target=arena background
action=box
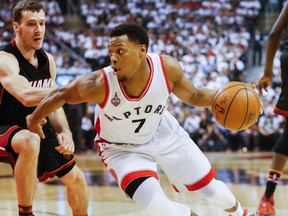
[0,1,288,215]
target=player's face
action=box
[13,9,46,50]
[108,35,145,82]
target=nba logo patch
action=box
[111,92,121,107]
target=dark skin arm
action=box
[27,71,106,138]
[258,2,288,95]
[162,55,216,107]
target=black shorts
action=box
[0,125,76,182]
[274,51,288,116]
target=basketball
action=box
[211,81,261,131]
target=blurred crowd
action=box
[0,0,285,153]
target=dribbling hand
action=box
[26,114,47,139]
[257,75,272,96]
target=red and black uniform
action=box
[0,40,75,182]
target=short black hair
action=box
[13,0,46,23]
[109,23,149,50]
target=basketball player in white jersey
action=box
[27,23,255,216]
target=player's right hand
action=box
[257,74,272,95]
[26,115,47,139]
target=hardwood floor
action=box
[1,151,287,215]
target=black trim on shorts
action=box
[56,161,76,178]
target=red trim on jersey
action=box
[159,55,172,94]
[172,168,215,192]
[99,69,109,108]
[95,116,101,135]
[121,170,159,191]
[119,56,154,101]
[10,39,16,46]
[274,107,288,117]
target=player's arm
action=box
[27,70,106,138]
[264,2,288,76]
[162,55,216,107]
[0,51,55,106]
[45,51,69,134]
[258,2,288,94]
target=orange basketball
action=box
[211,81,261,131]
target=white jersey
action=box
[95,53,171,144]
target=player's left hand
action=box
[55,132,75,155]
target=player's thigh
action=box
[158,133,212,189]
[106,150,157,188]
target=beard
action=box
[118,75,128,82]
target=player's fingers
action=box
[259,100,263,115]
[39,131,45,139]
[40,118,47,125]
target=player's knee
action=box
[145,192,191,216]
[15,131,40,155]
[63,167,86,188]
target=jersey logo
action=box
[111,92,121,107]
[30,78,51,88]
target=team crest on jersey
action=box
[111,92,121,107]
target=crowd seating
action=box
[1,0,283,152]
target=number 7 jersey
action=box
[95,53,171,144]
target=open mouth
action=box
[111,65,119,73]
[33,37,42,42]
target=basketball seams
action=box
[235,87,249,130]
[223,87,247,129]
[211,83,244,115]
[211,81,260,131]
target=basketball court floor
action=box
[1,151,288,216]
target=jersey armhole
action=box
[159,55,172,94]
[99,69,109,108]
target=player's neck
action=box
[15,37,36,63]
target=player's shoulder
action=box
[158,54,182,76]
[159,54,180,67]
[0,51,18,64]
[43,50,54,61]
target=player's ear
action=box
[13,22,20,32]
[140,44,146,55]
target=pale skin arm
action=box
[27,70,106,138]
[45,54,76,154]
[258,2,288,94]
[162,55,216,107]
[0,51,55,106]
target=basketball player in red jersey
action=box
[0,1,88,215]
[27,23,256,216]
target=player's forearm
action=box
[264,32,283,75]
[21,88,56,107]
[30,89,66,124]
[192,87,216,107]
